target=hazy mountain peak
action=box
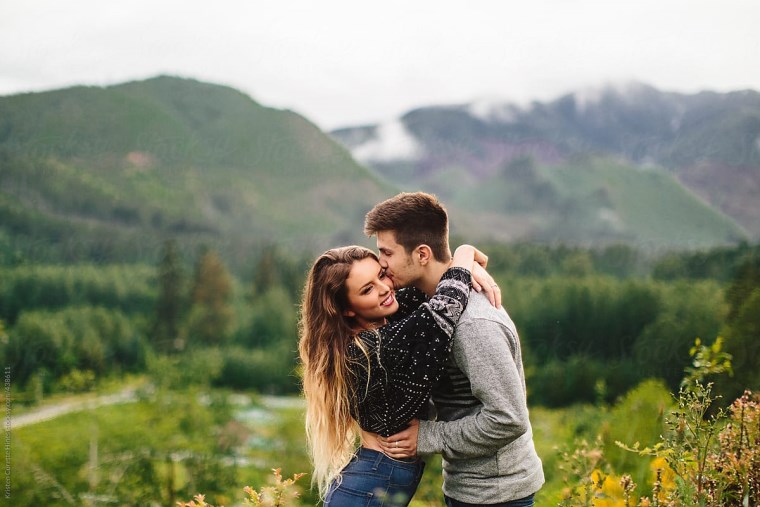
[352,118,422,163]
[466,95,522,123]
[331,82,759,242]
[572,81,657,112]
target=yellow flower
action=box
[650,457,676,495]
[588,470,628,507]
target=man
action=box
[364,192,544,507]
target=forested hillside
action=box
[333,83,760,244]
[0,76,392,269]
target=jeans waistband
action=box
[356,447,422,468]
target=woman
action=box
[298,244,495,505]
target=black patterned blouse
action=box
[346,267,471,437]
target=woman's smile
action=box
[381,292,395,307]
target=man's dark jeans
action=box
[444,493,535,507]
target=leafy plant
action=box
[557,437,609,507]
[561,337,758,506]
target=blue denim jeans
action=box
[444,493,535,507]
[324,447,425,506]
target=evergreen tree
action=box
[721,254,760,397]
[187,249,234,347]
[251,245,281,299]
[152,239,185,352]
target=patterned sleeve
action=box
[389,286,429,321]
[352,267,471,437]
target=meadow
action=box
[2,241,758,505]
[12,354,757,506]
[4,377,675,506]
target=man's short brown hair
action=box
[364,192,451,262]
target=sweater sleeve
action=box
[352,267,471,437]
[389,287,429,321]
[416,319,530,459]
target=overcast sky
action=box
[2,0,758,129]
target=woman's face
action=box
[343,257,399,329]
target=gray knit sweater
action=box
[417,291,544,504]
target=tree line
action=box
[1,240,757,406]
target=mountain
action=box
[332,83,759,246]
[0,76,393,268]
[1,78,754,265]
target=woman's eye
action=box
[379,270,387,279]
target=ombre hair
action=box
[298,246,377,497]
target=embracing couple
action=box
[298,192,544,506]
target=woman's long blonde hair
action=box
[298,246,376,497]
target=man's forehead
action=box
[375,231,400,249]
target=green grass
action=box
[10,387,317,506]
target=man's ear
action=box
[415,245,433,266]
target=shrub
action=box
[561,338,759,506]
[177,468,306,507]
[5,306,147,386]
[214,344,299,394]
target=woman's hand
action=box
[453,245,501,308]
[471,246,488,268]
[378,419,419,459]
[471,263,501,308]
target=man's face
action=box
[375,231,421,289]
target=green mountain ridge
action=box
[0,76,393,268]
[332,83,759,246]
[0,77,751,266]
[444,155,745,249]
